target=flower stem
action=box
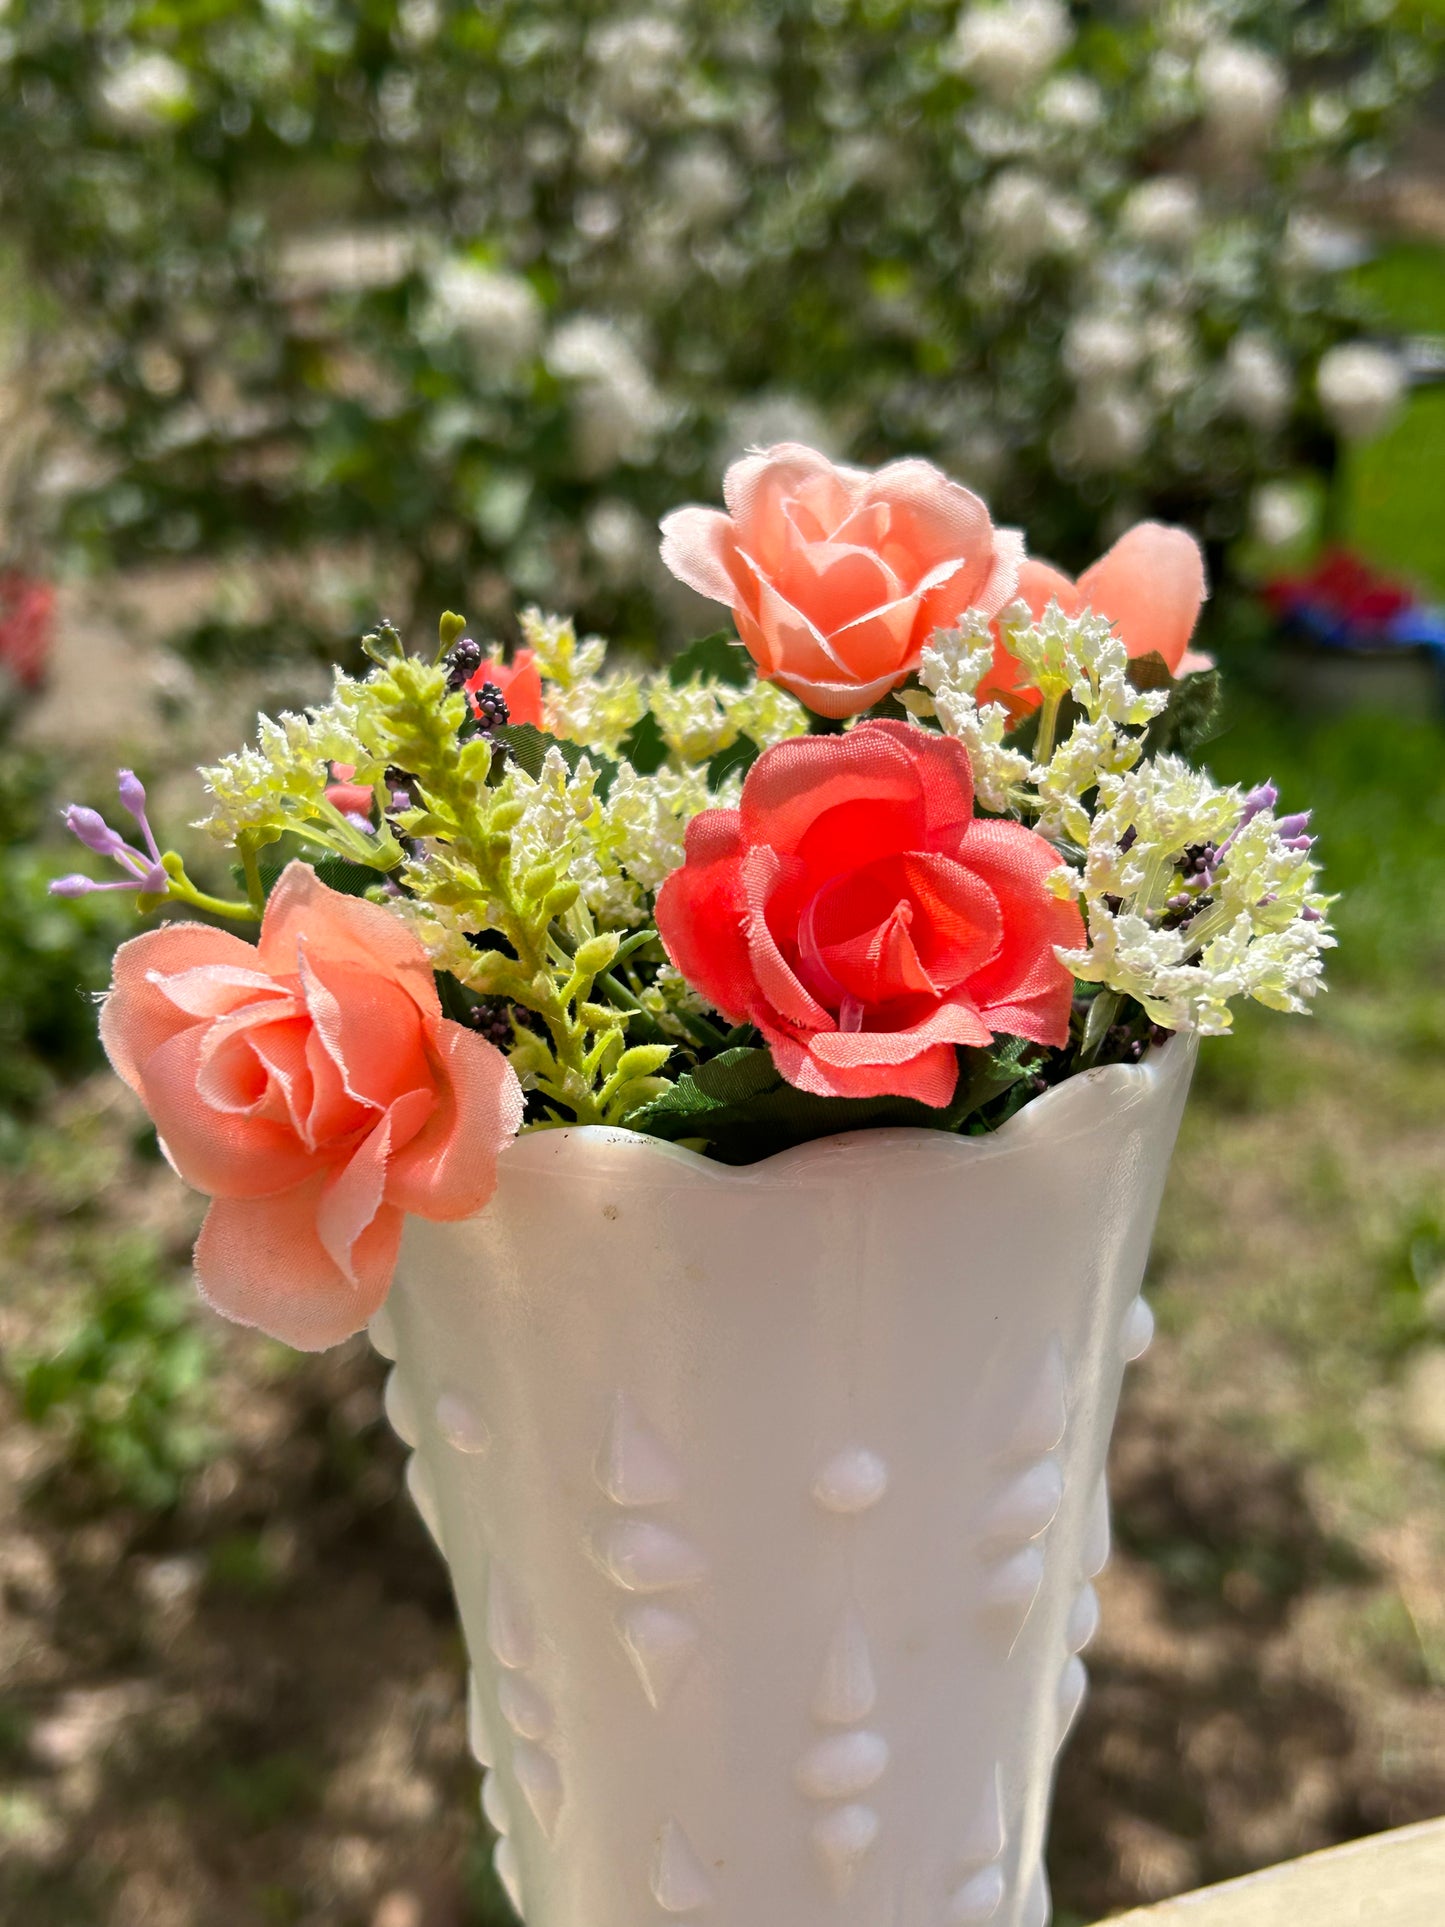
[1078,988,1120,1066]
[238,837,266,915]
[165,872,261,922]
[1033,690,1062,766]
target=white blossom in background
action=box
[585,498,653,585]
[1146,315,1202,403]
[719,393,837,464]
[1195,40,1287,145]
[274,229,416,298]
[1316,341,1407,442]
[1059,390,1151,470]
[1222,331,1293,431]
[662,142,744,228]
[546,317,670,475]
[426,260,543,370]
[1283,213,1372,276]
[981,168,1092,265]
[1064,311,1147,383]
[578,115,637,178]
[97,51,192,134]
[1250,479,1313,551]
[588,14,688,111]
[1037,74,1104,131]
[1120,176,1202,250]
[947,0,1074,101]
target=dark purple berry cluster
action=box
[468,681,510,735]
[443,636,483,690]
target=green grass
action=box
[1344,387,1445,598]
[1342,240,1445,595]
[1203,702,1445,987]
[1350,240,1445,335]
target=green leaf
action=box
[707,735,762,787]
[237,853,380,900]
[492,722,620,794]
[617,707,668,775]
[626,1039,1041,1164]
[667,630,752,688]
[1144,667,1222,758]
[1126,650,1175,692]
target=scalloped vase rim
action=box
[491,1034,1197,1188]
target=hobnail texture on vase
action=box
[374,1038,1197,1927]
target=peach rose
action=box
[660,443,1023,718]
[979,522,1210,713]
[100,865,523,1349]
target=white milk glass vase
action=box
[368,1036,1197,1927]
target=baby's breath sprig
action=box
[1054,756,1335,1051]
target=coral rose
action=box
[660,443,1023,719]
[466,645,543,727]
[655,721,1083,1106]
[979,521,1210,713]
[100,864,524,1349]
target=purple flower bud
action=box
[1302,904,1324,923]
[1242,779,1278,819]
[64,804,126,857]
[49,872,104,897]
[1275,812,1310,839]
[117,768,148,820]
[1283,835,1314,853]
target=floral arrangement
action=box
[58,446,1332,1349]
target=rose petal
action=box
[739,726,929,861]
[848,722,976,847]
[958,819,1083,1047]
[138,1025,321,1198]
[1016,556,1082,621]
[1077,522,1207,672]
[723,445,865,568]
[386,1023,524,1220]
[194,1000,308,1118]
[658,507,745,606]
[314,1099,430,1287]
[101,923,268,1095]
[258,863,441,1022]
[740,846,835,1031]
[766,662,918,719]
[297,949,430,1112]
[194,1178,404,1351]
[654,810,756,1025]
[825,594,922,682]
[847,459,997,586]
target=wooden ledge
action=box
[1104,1818,1445,1926]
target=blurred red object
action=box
[0,570,56,689]
[1263,549,1414,631]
